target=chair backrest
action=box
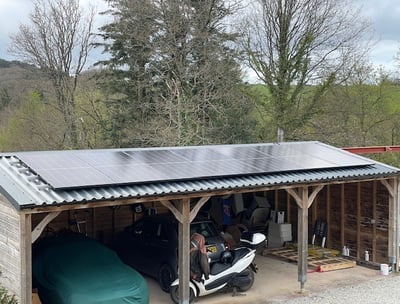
[250,207,270,227]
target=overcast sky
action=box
[0,0,399,73]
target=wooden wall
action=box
[29,180,391,263]
[269,181,390,263]
[0,195,22,301]
[31,201,171,245]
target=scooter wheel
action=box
[170,285,195,304]
[237,267,255,292]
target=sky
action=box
[0,0,399,74]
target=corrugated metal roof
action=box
[0,151,399,211]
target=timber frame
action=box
[15,175,398,303]
[1,141,399,304]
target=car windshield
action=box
[190,221,219,238]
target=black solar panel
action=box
[15,142,373,190]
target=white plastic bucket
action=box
[380,264,389,275]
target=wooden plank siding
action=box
[264,181,390,264]
[0,178,393,304]
[0,195,22,301]
[28,180,392,266]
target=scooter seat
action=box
[231,248,250,265]
[210,262,231,275]
[209,248,251,275]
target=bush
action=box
[0,286,17,304]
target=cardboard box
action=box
[270,210,285,223]
[32,289,42,304]
[276,211,285,223]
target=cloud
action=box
[359,0,400,41]
[0,0,109,61]
[0,0,32,60]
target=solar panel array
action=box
[15,142,373,190]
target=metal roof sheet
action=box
[0,147,399,211]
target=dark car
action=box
[32,233,149,304]
[115,214,228,292]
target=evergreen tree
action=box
[97,0,254,147]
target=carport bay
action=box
[0,141,399,304]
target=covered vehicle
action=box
[32,232,149,304]
[115,214,228,292]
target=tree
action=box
[241,0,371,141]
[306,63,395,147]
[9,0,96,148]
[97,0,255,147]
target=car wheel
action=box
[170,285,195,304]
[158,264,175,292]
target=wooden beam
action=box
[160,200,182,223]
[31,211,61,243]
[286,185,323,209]
[343,145,400,154]
[189,195,211,222]
[20,177,392,215]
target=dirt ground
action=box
[147,254,385,304]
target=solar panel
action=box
[14,142,373,190]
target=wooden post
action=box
[298,188,308,290]
[286,185,323,291]
[340,184,345,248]
[20,213,32,304]
[357,182,361,259]
[397,178,400,271]
[372,181,377,262]
[326,185,331,248]
[177,198,191,304]
[381,178,398,269]
[160,196,211,303]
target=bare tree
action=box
[241,0,371,141]
[9,0,95,148]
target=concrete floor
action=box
[147,253,385,304]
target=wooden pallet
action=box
[262,247,356,272]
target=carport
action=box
[0,141,399,304]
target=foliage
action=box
[362,153,400,169]
[9,0,96,149]
[97,0,255,147]
[240,0,371,141]
[0,286,17,304]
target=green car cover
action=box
[33,233,149,304]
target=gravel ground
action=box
[271,274,400,304]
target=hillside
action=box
[0,59,47,107]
